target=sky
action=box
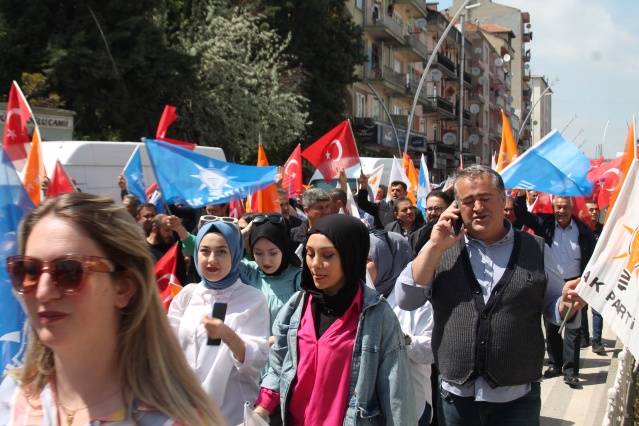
[438,0,639,159]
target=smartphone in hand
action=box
[207,302,228,346]
[452,203,463,235]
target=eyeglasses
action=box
[426,206,444,212]
[6,255,116,295]
[252,214,285,225]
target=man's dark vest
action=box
[432,231,547,388]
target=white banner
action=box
[577,159,639,359]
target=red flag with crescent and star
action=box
[588,156,623,210]
[2,81,33,172]
[282,144,302,197]
[154,241,184,311]
[302,120,360,183]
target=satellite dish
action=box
[415,18,427,28]
[507,95,514,103]
[470,104,480,114]
[471,67,480,76]
[430,69,442,82]
[524,63,530,70]
[533,120,539,125]
[442,132,456,146]
[494,58,504,66]
[526,23,532,29]
[474,47,482,54]
[478,76,487,85]
[469,134,480,145]
[503,53,511,62]
[498,90,505,96]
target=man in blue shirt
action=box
[395,165,584,426]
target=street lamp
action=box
[458,4,481,162]
[403,0,479,153]
[518,77,558,145]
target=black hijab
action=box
[248,213,300,275]
[301,215,370,336]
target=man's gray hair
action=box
[302,188,330,209]
[553,195,573,207]
[453,165,505,199]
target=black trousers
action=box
[544,319,580,376]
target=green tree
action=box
[0,0,196,141]
[175,0,309,164]
[240,0,365,145]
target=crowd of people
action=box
[0,164,605,425]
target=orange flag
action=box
[402,153,418,204]
[607,117,637,223]
[496,110,518,172]
[22,128,46,205]
[246,144,279,213]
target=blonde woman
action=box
[1,193,225,425]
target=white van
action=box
[308,157,395,193]
[42,141,225,200]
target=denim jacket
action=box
[261,283,417,425]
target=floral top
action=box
[0,376,183,426]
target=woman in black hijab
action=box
[254,215,417,425]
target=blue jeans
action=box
[593,308,604,342]
[438,382,541,426]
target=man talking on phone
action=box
[395,165,584,426]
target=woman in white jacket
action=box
[168,219,269,425]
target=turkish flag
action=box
[282,144,302,197]
[2,81,33,172]
[588,156,623,209]
[530,192,554,214]
[572,196,596,231]
[156,105,196,150]
[228,199,245,219]
[155,241,184,311]
[47,160,76,196]
[302,120,360,183]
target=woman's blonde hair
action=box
[12,193,225,425]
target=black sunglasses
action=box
[252,214,285,225]
[6,255,116,295]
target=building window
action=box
[356,0,363,10]
[419,118,425,133]
[393,105,402,115]
[372,99,381,120]
[356,93,365,118]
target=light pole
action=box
[518,77,557,145]
[403,0,479,153]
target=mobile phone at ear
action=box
[207,302,228,346]
[452,203,463,235]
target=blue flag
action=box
[416,154,430,218]
[0,149,34,378]
[145,139,278,208]
[500,130,593,196]
[122,146,146,201]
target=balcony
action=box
[395,0,428,17]
[463,71,472,86]
[521,12,530,24]
[364,10,405,44]
[523,31,532,43]
[397,33,429,61]
[436,53,456,75]
[363,64,405,93]
[471,59,485,71]
[522,89,531,100]
[470,90,484,103]
[523,71,531,82]
[423,96,455,118]
[463,109,470,122]
[522,50,531,62]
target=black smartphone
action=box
[452,203,463,235]
[207,302,228,346]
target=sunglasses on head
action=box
[6,255,116,295]
[198,215,242,237]
[252,214,284,225]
